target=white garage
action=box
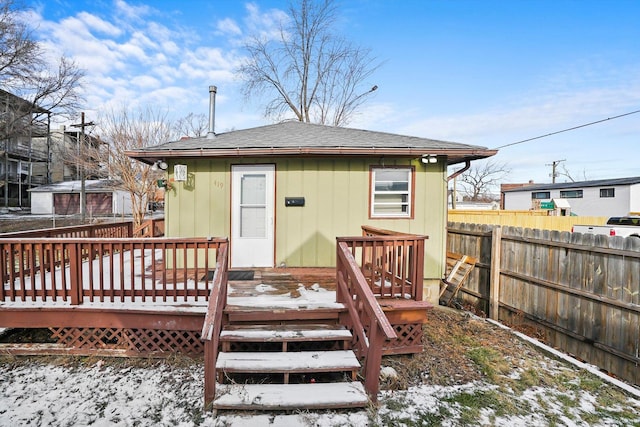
[29,180,133,216]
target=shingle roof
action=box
[126,121,496,165]
[28,180,119,193]
[503,177,640,192]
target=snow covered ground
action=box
[1,346,639,427]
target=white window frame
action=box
[599,188,615,198]
[370,166,413,218]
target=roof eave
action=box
[125,147,498,165]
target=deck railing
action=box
[134,218,165,237]
[336,241,397,400]
[0,237,226,304]
[201,240,229,408]
[0,221,134,239]
[337,226,427,300]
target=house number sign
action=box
[174,164,187,182]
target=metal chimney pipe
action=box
[207,85,217,139]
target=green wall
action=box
[165,157,447,279]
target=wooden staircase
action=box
[211,285,369,411]
[202,231,429,412]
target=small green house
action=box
[128,113,495,303]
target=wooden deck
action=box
[0,223,433,411]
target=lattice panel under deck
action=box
[383,323,423,354]
[49,327,204,355]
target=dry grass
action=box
[381,307,537,390]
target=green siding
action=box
[165,157,446,278]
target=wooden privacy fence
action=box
[448,210,608,232]
[0,237,226,304]
[447,222,640,386]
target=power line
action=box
[493,109,640,150]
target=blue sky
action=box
[31,0,640,185]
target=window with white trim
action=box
[560,189,583,198]
[531,191,550,199]
[370,167,412,217]
[600,188,615,198]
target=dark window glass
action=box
[600,188,615,198]
[560,190,583,198]
[531,191,550,199]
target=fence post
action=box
[489,226,502,320]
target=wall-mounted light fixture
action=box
[421,154,438,164]
[151,160,168,171]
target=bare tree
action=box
[0,0,84,125]
[238,0,379,126]
[86,107,173,228]
[173,112,208,138]
[556,164,589,183]
[458,160,511,202]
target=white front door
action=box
[231,165,275,268]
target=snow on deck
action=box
[1,250,342,312]
[0,248,211,312]
[226,282,342,310]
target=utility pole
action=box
[71,112,95,222]
[546,159,565,184]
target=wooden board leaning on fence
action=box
[439,252,477,307]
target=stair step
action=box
[216,350,360,374]
[224,306,345,323]
[213,382,368,410]
[220,324,352,343]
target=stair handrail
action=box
[336,241,396,402]
[201,239,229,408]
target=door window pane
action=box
[240,174,266,237]
[241,206,266,237]
[241,174,266,204]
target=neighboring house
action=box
[502,177,640,217]
[126,92,497,303]
[48,125,104,183]
[0,89,51,208]
[500,181,535,209]
[28,180,133,216]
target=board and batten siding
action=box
[164,157,447,280]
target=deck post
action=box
[364,318,382,402]
[0,243,5,301]
[203,339,216,408]
[69,243,81,305]
[415,238,425,301]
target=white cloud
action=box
[243,2,288,42]
[130,75,161,89]
[114,0,152,21]
[396,80,640,147]
[76,11,122,37]
[216,18,242,36]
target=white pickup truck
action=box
[572,216,640,238]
